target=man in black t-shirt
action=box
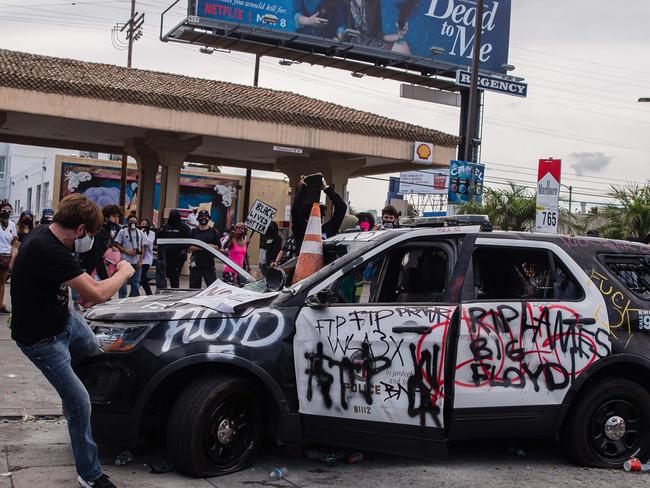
[189,210,221,289]
[11,194,134,488]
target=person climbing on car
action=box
[156,209,190,289]
[114,214,145,298]
[291,175,347,248]
[10,194,134,488]
[221,222,250,285]
[376,205,400,229]
[188,210,221,289]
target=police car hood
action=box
[85,284,279,322]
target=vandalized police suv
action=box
[76,226,650,477]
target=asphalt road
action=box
[1,418,645,488]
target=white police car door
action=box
[293,228,478,457]
[453,239,610,417]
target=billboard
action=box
[535,158,561,234]
[194,0,512,73]
[399,169,449,195]
[57,160,240,231]
[448,160,484,204]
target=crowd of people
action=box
[2,174,405,488]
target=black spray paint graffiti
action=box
[304,306,452,427]
[305,341,391,410]
[459,304,610,392]
[161,308,284,353]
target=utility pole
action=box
[463,0,485,164]
[118,0,143,211]
[242,54,260,218]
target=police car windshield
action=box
[242,232,388,292]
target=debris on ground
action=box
[268,466,288,480]
[304,448,365,466]
[623,457,650,472]
[114,450,133,466]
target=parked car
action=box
[75,226,650,477]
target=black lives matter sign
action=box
[244,199,277,234]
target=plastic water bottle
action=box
[268,467,288,480]
[114,451,133,466]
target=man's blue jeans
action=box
[119,265,142,299]
[17,307,103,481]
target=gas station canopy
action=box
[0,49,459,217]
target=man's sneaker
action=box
[78,474,117,488]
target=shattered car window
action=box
[601,255,650,300]
[243,238,377,292]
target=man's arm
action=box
[322,185,347,238]
[67,261,135,305]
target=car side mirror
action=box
[306,288,337,308]
[265,267,287,292]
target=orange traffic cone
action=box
[292,203,324,284]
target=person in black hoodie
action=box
[259,221,283,276]
[291,176,347,249]
[156,209,190,288]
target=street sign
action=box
[535,159,562,234]
[244,199,277,234]
[456,71,528,98]
[400,84,461,107]
[448,160,485,205]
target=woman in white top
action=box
[139,218,156,295]
[0,209,17,313]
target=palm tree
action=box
[596,184,650,240]
[457,183,537,231]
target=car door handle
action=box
[392,326,432,335]
[562,317,596,326]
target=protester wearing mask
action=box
[114,215,145,298]
[156,209,190,289]
[11,194,134,488]
[222,222,250,285]
[0,210,17,313]
[39,207,55,227]
[260,221,283,275]
[378,205,400,229]
[354,212,375,232]
[188,210,221,289]
[16,211,34,243]
[139,218,155,295]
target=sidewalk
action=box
[0,314,62,418]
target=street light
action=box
[639,98,650,102]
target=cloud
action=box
[568,152,612,176]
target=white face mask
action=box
[75,232,94,253]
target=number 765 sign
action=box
[535,159,561,234]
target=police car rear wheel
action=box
[166,375,263,477]
[561,378,650,467]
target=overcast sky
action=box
[1,0,649,213]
